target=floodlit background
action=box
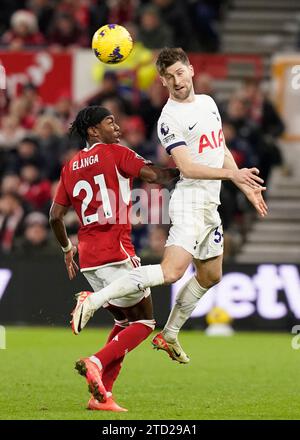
[0,0,300,420]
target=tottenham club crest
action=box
[160,122,169,136]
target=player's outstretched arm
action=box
[223,145,268,217]
[171,145,264,188]
[139,165,180,184]
[49,202,79,280]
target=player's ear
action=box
[189,64,194,78]
[87,126,97,137]
[160,76,167,87]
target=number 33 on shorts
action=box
[208,224,224,256]
[213,225,223,244]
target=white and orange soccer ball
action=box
[92,24,133,64]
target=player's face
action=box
[160,61,194,102]
[95,115,121,143]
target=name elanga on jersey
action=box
[73,154,99,171]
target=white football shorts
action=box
[165,199,224,260]
[83,256,151,309]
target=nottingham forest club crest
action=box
[160,122,169,136]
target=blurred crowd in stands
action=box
[0,0,226,52]
[0,0,285,261]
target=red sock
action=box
[102,357,124,392]
[102,323,126,392]
[94,323,152,370]
[105,322,126,344]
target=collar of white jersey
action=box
[168,96,198,106]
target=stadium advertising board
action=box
[172,264,300,330]
[0,257,299,330]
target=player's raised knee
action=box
[161,266,185,284]
[209,273,222,287]
[197,272,222,289]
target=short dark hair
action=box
[69,106,111,141]
[156,47,190,76]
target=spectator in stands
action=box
[0,0,20,37]
[122,115,158,162]
[153,0,192,50]
[8,136,44,175]
[14,211,58,255]
[19,164,51,211]
[47,12,87,50]
[0,192,26,253]
[34,114,65,180]
[0,115,26,151]
[138,4,173,50]
[139,79,168,139]
[188,0,222,52]
[223,96,264,166]
[27,0,55,36]
[86,71,135,120]
[239,80,284,182]
[87,0,109,40]
[0,9,45,49]
[222,121,258,169]
[86,71,122,106]
[20,82,44,119]
[220,120,259,237]
[0,173,21,195]
[240,79,285,138]
[9,96,35,130]
[194,73,216,99]
[54,0,89,26]
[108,0,136,25]
[53,95,75,131]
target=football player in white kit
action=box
[71,48,267,363]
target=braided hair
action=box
[69,106,112,142]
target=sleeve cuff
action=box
[166,142,187,155]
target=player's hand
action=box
[245,186,268,217]
[64,245,79,280]
[232,168,264,188]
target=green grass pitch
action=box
[0,327,299,420]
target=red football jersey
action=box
[54,142,149,270]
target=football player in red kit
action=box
[49,106,179,412]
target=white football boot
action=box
[71,291,95,335]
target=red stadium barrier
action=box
[0,51,72,104]
[0,50,263,105]
[188,53,264,79]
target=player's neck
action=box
[87,137,103,149]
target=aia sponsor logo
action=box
[199,129,225,153]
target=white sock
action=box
[90,265,164,310]
[89,355,103,371]
[163,276,208,342]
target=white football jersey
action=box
[158,94,225,205]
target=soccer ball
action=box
[92,24,133,64]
